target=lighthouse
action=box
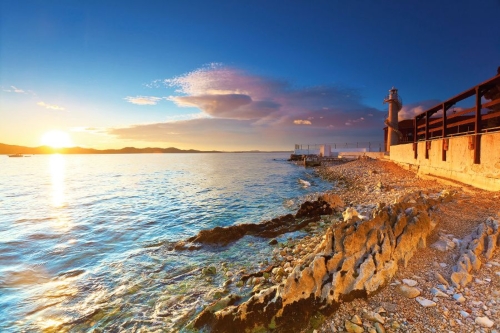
[384,87,403,152]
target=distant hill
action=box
[0,143,222,155]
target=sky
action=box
[1,1,499,151]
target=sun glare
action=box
[41,130,74,148]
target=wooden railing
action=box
[413,74,500,164]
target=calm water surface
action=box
[0,153,331,332]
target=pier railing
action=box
[413,73,500,164]
[294,141,384,154]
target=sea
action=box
[0,153,332,332]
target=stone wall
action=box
[390,132,500,191]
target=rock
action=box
[192,193,439,332]
[430,287,448,297]
[362,310,385,324]
[268,238,278,245]
[475,316,494,328]
[374,322,386,333]
[202,266,217,275]
[396,284,420,298]
[342,207,360,222]
[459,310,469,318]
[402,278,418,287]
[345,320,364,333]
[431,240,449,252]
[295,199,333,218]
[453,293,465,303]
[416,296,436,307]
[435,272,449,286]
[319,193,345,212]
[350,315,362,325]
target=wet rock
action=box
[269,238,278,245]
[295,199,333,218]
[202,266,217,275]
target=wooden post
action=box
[425,111,430,159]
[413,117,418,159]
[474,87,482,164]
[442,103,448,161]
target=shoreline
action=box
[190,157,499,332]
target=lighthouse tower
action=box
[384,87,403,152]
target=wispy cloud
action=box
[109,64,385,149]
[124,96,163,105]
[37,101,65,111]
[3,85,26,94]
[294,119,312,125]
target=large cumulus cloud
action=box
[110,64,387,149]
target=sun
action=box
[41,130,74,148]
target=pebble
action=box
[351,314,362,325]
[402,278,418,287]
[453,293,465,303]
[396,284,420,298]
[430,287,448,297]
[345,320,364,333]
[459,310,469,318]
[475,316,494,328]
[416,296,436,307]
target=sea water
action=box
[0,153,332,332]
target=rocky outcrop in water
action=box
[192,192,442,332]
[173,195,344,249]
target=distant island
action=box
[0,143,290,155]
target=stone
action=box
[453,293,465,303]
[374,322,386,333]
[268,238,278,245]
[362,310,385,324]
[431,240,449,252]
[430,287,448,297]
[396,284,420,298]
[435,272,449,286]
[351,315,362,325]
[345,320,364,333]
[416,296,436,307]
[475,316,494,328]
[320,193,345,212]
[459,310,469,318]
[342,207,360,222]
[402,278,418,287]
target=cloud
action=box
[109,64,386,149]
[398,100,441,121]
[3,85,26,93]
[124,96,163,105]
[37,101,65,111]
[294,120,312,125]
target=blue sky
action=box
[1,1,499,150]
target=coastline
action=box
[190,157,499,332]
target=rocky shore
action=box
[189,157,499,333]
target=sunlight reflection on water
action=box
[0,153,332,332]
